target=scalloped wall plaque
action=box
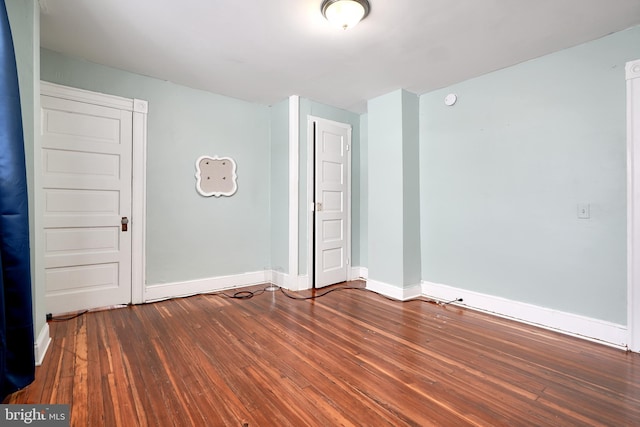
[195,155,238,197]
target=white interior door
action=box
[314,118,351,288]
[41,94,133,314]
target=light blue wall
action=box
[41,49,272,285]
[270,99,289,274]
[355,113,368,267]
[367,89,421,287]
[420,26,640,324]
[401,92,421,286]
[37,51,365,288]
[7,0,44,336]
[36,17,637,326]
[367,90,406,285]
[298,98,361,276]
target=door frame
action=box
[306,115,352,288]
[627,59,640,352]
[39,81,148,305]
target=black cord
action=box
[47,310,89,322]
[351,287,440,305]
[46,286,461,321]
[278,285,462,307]
[279,286,365,300]
[215,286,270,300]
[210,284,464,307]
[441,297,464,305]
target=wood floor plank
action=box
[5,281,640,426]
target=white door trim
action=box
[627,59,640,352]
[39,81,147,305]
[288,95,300,290]
[306,115,352,288]
[131,98,148,304]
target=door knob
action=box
[121,217,129,232]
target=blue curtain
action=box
[0,0,35,401]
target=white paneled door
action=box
[41,93,133,314]
[313,118,351,288]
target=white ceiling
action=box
[38,0,640,113]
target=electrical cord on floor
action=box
[273,284,464,307]
[350,287,463,306]
[279,286,365,300]
[214,287,269,299]
[46,310,89,322]
[208,283,464,307]
[46,286,463,321]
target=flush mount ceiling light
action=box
[321,0,371,30]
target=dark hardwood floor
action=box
[6,281,640,426]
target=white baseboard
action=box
[295,274,310,290]
[145,270,316,302]
[140,270,628,349]
[34,322,51,367]
[271,270,287,288]
[272,267,366,292]
[271,271,310,291]
[276,267,365,291]
[145,271,268,302]
[421,281,628,349]
[351,266,368,281]
[366,279,422,301]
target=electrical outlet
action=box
[577,203,590,219]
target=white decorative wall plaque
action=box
[195,155,238,197]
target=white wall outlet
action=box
[577,203,590,219]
